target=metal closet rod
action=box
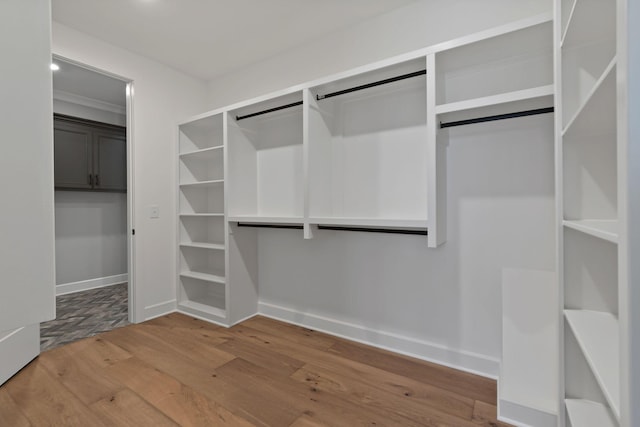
[318,225,428,236]
[237,223,303,230]
[235,101,303,121]
[439,107,554,129]
[316,69,427,100]
[236,222,428,236]
[235,69,427,121]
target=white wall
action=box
[258,115,555,376]
[54,191,127,286]
[52,23,209,321]
[207,0,552,109]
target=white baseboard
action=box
[0,324,39,386]
[143,299,177,321]
[56,274,128,296]
[258,301,499,378]
[498,399,558,427]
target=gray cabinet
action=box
[54,115,126,192]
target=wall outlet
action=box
[149,205,160,218]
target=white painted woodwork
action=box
[620,1,640,425]
[557,0,633,424]
[0,0,55,375]
[0,325,40,385]
[501,269,558,417]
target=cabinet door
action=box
[93,128,126,192]
[54,120,92,189]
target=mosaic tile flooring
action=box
[40,283,129,352]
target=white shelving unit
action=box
[177,114,228,323]
[306,58,429,237]
[556,0,629,425]
[228,92,304,224]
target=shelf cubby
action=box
[228,92,303,220]
[564,228,618,314]
[561,0,616,127]
[179,146,224,184]
[565,399,617,427]
[178,276,226,319]
[179,184,224,215]
[435,20,552,107]
[307,58,428,225]
[179,114,223,154]
[180,246,225,284]
[179,215,225,247]
[565,309,620,419]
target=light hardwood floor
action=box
[1,313,511,426]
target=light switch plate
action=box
[149,205,160,218]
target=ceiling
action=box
[52,59,127,107]
[51,0,418,81]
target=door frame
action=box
[51,55,138,323]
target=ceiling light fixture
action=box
[50,63,60,71]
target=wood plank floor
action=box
[1,313,512,426]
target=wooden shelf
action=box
[179,242,225,251]
[179,145,224,158]
[179,179,224,188]
[180,269,225,285]
[435,85,554,115]
[565,399,617,427]
[309,217,428,230]
[563,220,618,244]
[564,310,620,419]
[562,58,616,137]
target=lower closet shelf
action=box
[178,300,226,320]
[565,399,617,427]
[180,270,225,284]
[564,309,620,419]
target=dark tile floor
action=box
[40,283,129,352]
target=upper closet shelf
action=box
[228,215,304,225]
[562,58,616,137]
[435,85,554,115]
[309,217,428,230]
[563,220,618,244]
[565,399,617,427]
[564,309,620,420]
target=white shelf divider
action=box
[180,270,226,285]
[565,399,617,427]
[179,179,224,188]
[309,217,428,229]
[435,85,554,115]
[563,220,619,244]
[564,309,620,420]
[179,145,224,158]
[179,242,225,251]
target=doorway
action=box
[41,57,135,351]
